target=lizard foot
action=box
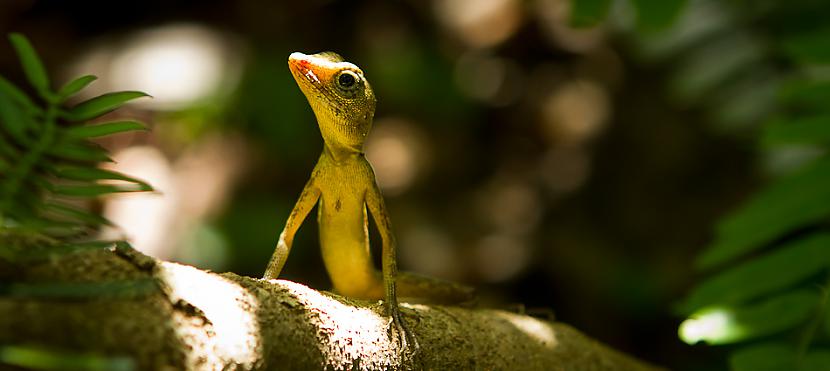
[381,302,419,361]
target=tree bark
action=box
[0,245,665,370]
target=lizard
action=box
[263,51,474,349]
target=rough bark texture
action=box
[0,245,665,370]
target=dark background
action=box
[1,0,772,368]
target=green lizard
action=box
[263,51,474,347]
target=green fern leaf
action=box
[630,0,687,33]
[43,203,112,226]
[782,27,830,64]
[57,75,97,101]
[569,0,612,27]
[779,80,830,111]
[729,343,794,371]
[682,290,818,345]
[8,33,51,100]
[63,92,149,122]
[698,156,830,269]
[0,76,39,114]
[55,167,152,190]
[0,87,32,145]
[0,345,135,371]
[762,115,830,147]
[47,142,113,163]
[52,184,151,197]
[64,120,146,140]
[682,233,830,313]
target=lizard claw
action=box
[384,302,419,360]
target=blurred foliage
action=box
[0,345,134,371]
[0,33,151,253]
[650,0,830,369]
[0,34,152,369]
[571,0,686,31]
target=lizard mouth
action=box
[288,53,321,87]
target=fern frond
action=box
[0,33,151,251]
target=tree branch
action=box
[0,245,665,370]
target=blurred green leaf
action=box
[64,120,146,140]
[671,36,763,101]
[57,75,97,101]
[63,91,149,122]
[55,167,151,189]
[11,240,118,262]
[0,345,134,371]
[630,0,687,32]
[729,343,794,371]
[0,75,39,113]
[803,350,830,371]
[0,129,21,156]
[0,86,30,144]
[47,142,112,162]
[682,234,830,313]
[570,0,611,27]
[782,27,830,64]
[825,300,830,337]
[732,290,818,342]
[35,223,87,239]
[779,80,830,111]
[52,184,151,197]
[683,290,818,345]
[0,34,152,243]
[762,115,830,147]
[8,33,51,99]
[44,202,112,226]
[698,156,830,269]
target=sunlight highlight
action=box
[274,280,400,369]
[497,312,557,348]
[160,263,261,367]
[679,307,742,345]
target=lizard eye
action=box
[336,70,359,91]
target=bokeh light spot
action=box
[679,308,743,345]
[365,118,430,196]
[434,0,523,48]
[541,79,610,145]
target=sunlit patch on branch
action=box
[269,280,402,370]
[496,312,558,348]
[159,262,262,368]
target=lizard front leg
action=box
[365,180,418,352]
[263,174,321,280]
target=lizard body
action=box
[263,52,473,345]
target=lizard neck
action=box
[322,139,363,164]
[316,114,369,164]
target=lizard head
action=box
[288,51,376,153]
